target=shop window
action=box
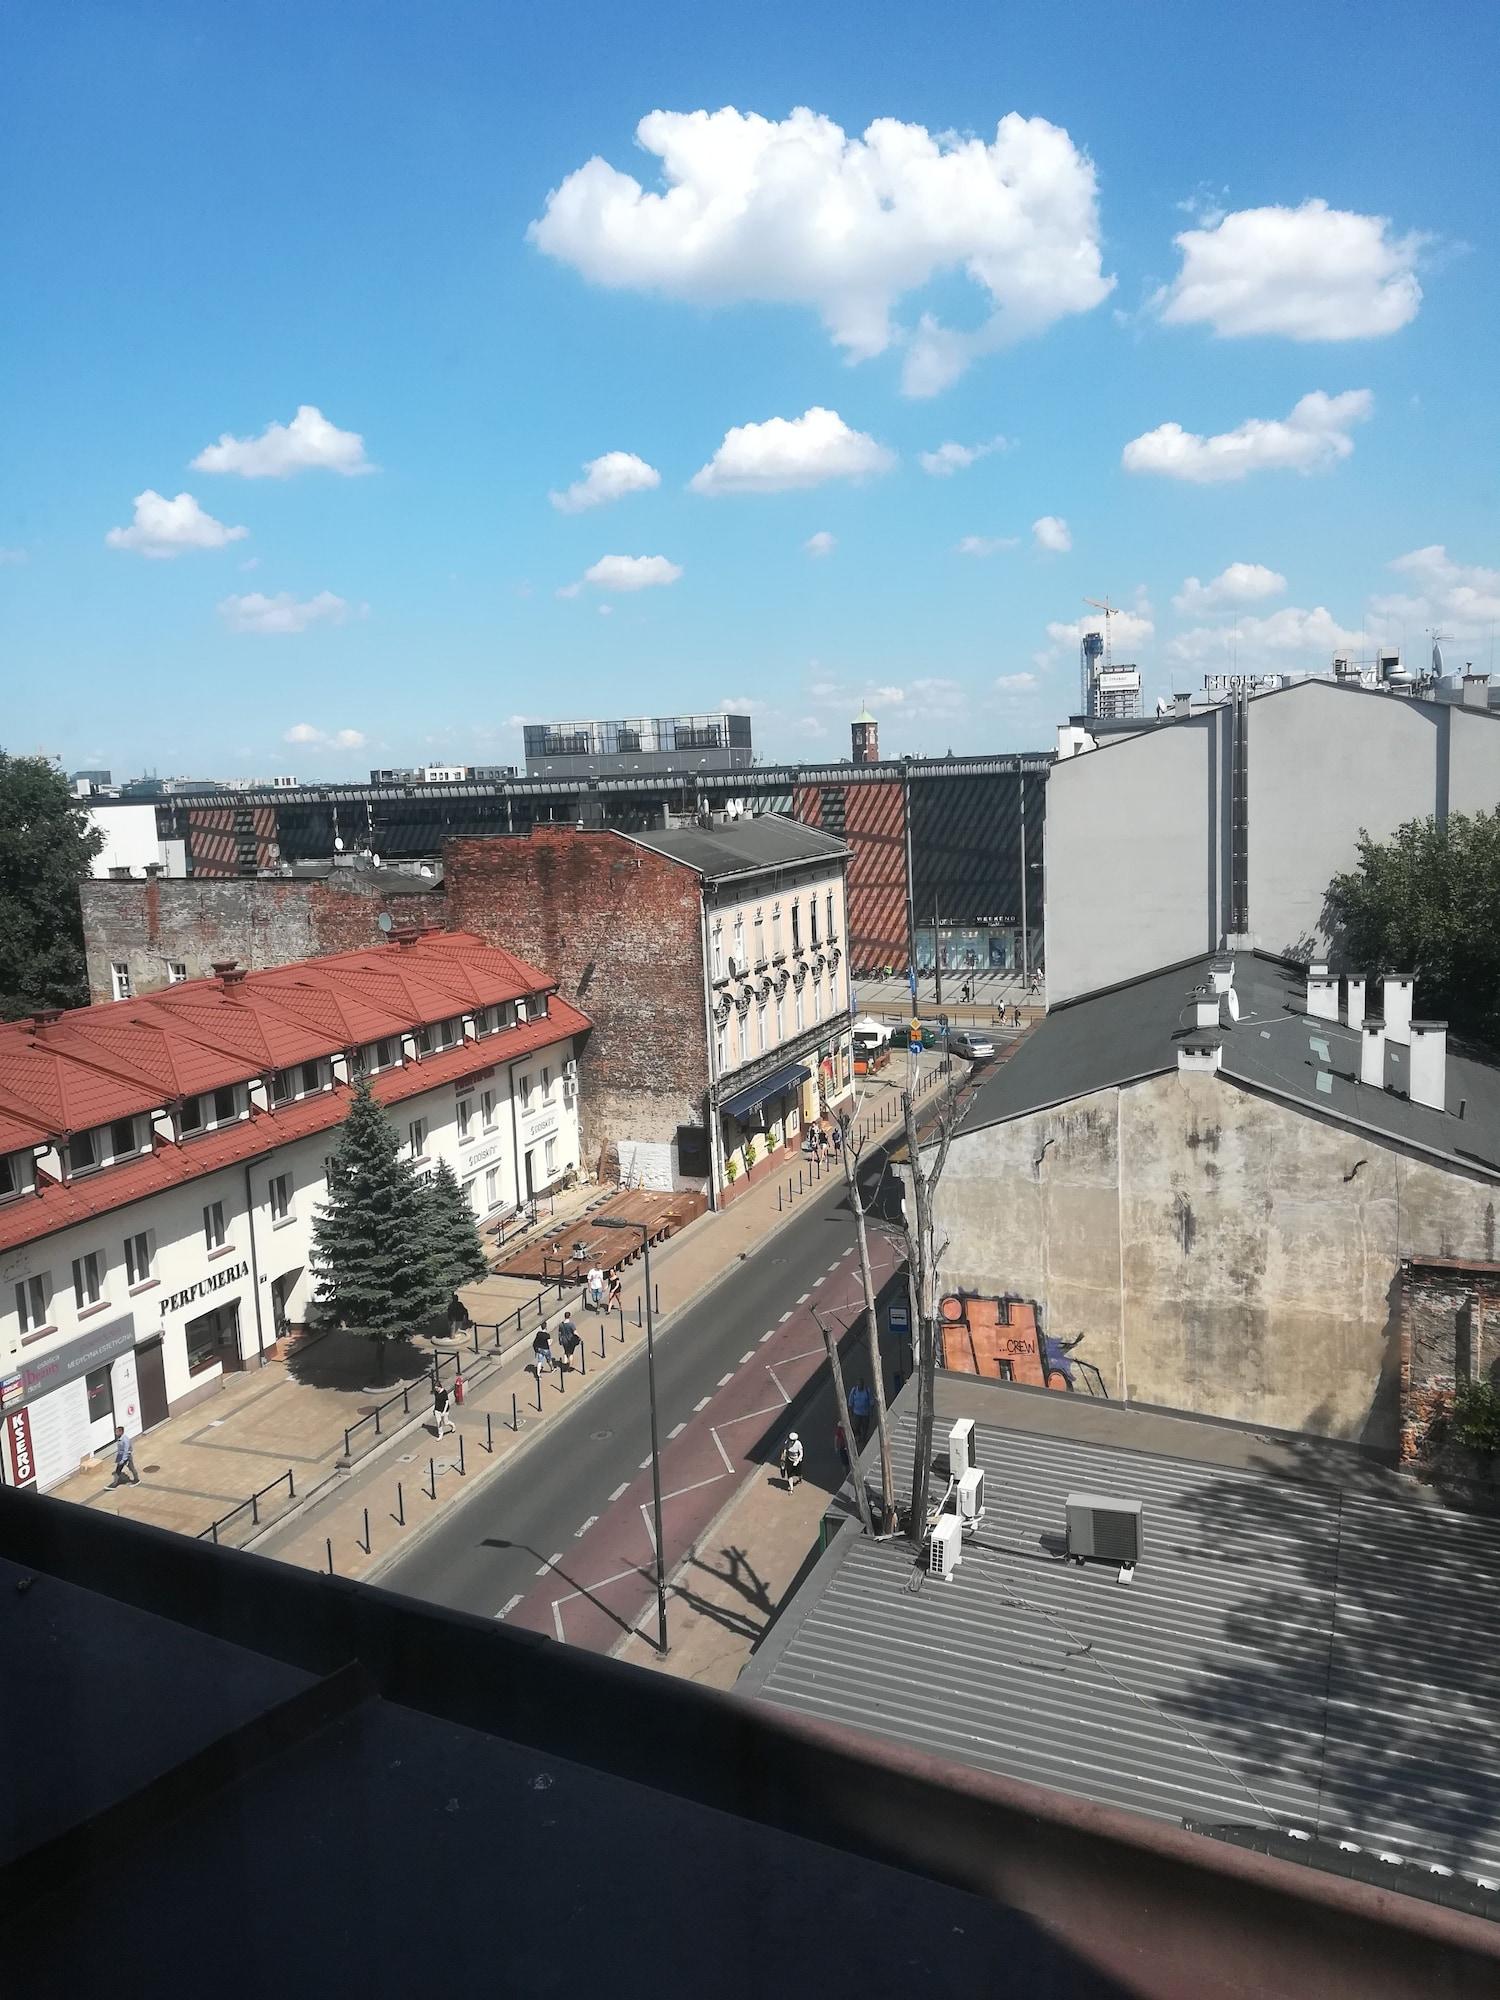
[485,1167,500,1210]
[544,1136,558,1176]
[86,1365,114,1425]
[185,1301,239,1377]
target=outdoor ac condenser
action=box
[929,1516,963,1581]
[957,1466,986,1531]
[1065,1493,1143,1567]
[949,1418,976,1479]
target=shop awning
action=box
[720,1063,812,1123]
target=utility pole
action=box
[901,1087,957,1550]
[932,891,942,1009]
[840,1120,895,1532]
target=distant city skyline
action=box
[3,2,1497,776]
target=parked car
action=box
[948,1028,996,1061]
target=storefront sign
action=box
[523,1115,560,1141]
[5,1315,135,1413]
[162,1261,248,1317]
[3,1408,37,1489]
[465,1136,503,1170]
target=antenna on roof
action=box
[377,912,393,934]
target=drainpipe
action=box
[507,1058,525,1209]
[1019,774,1030,984]
[242,1156,269,1367]
[699,888,723,1210]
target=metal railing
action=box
[198,1468,296,1545]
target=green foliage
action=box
[1451,1380,1500,1458]
[0,751,106,1019]
[312,1079,450,1370]
[425,1158,489,1298]
[1325,810,1500,1047]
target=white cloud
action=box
[1154,199,1424,340]
[956,534,1019,557]
[220,590,350,635]
[1370,545,1500,643]
[529,106,1113,393]
[1046,608,1155,651]
[1168,605,1362,671]
[908,676,965,717]
[597,603,614,616]
[548,450,661,513]
[580,554,682,591]
[919,435,1011,477]
[1032,514,1071,553]
[192,404,373,479]
[794,715,828,738]
[803,530,836,557]
[283,723,367,749]
[1172,562,1288,615]
[0,546,29,566]
[994,672,1039,693]
[719,695,765,713]
[690,407,893,494]
[106,490,248,559]
[1122,389,1372,484]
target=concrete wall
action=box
[444,830,709,1182]
[87,803,173,879]
[80,875,447,1002]
[936,1067,1500,1451]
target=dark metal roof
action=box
[959,952,1500,1177]
[626,813,849,880]
[743,1378,1500,1889]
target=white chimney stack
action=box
[1383,973,1414,1048]
[1194,993,1220,1028]
[1345,974,1366,1030]
[1179,1032,1223,1075]
[1409,1021,1447,1112]
[1360,1019,1386,1090]
[1209,958,1234,996]
[1307,964,1339,1022]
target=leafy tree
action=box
[0,751,105,1019]
[1324,810,1500,1047]
[425,1158,489,1315]
[312,1079,449,1379]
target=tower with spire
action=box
[851,703,879,764]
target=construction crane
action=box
[1083,596,1118,668]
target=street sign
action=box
[888,1303,910,1335]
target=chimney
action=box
[221,967,247,988]
[1345,974,1366,1030]
[1194,991,1220,1029]
[1179,1032,1223,1075]
[211,959,238,979]
[1360,1018,1386,1089]
[30,1008,63,1033]
[1306,962,1339,1022]
[1173,692,1192,718]
[1382,973,1414,1047]
[1208,958,1234,995]
[1463,670,1491,710]
[1409,1021,1447,1112]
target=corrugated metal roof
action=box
[627,813,849,880]
[746,1396,1500,1883]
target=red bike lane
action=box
[503,1232,904,1653]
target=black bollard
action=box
[617,1306,626,1344]
[326,1537,334,1575]
[428,1456,437,1500]
[534,1371,542,1412]
[458,1432,466,1476]
[361,1507,371,1555]
[395,1481,405,1527]
[599,1323,607,1359]
[654,1282,660,1314]
[486,1409,495,1454]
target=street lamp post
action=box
[597,1216,668,1656]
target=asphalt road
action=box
[381,1167,882,1619]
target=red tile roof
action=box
[0,994,590,1254]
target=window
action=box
[213,1085,238,1124]
[795,985,805,1032]
[111,961,132,1002]
[757,995,768,1053]
[481,1088,497,1131]
[484,1166,499,1210]
[712,923,724,979]
[408,1117,428,1160]
[810,897,820,947]
[417,1016,460,1054]
[772,902,783,955]
[125,1230,155,1286]
[716,1023,727,1072]
[791,901,801,952]
[826,889,836,940]
[471,1006,494,1038]
[518,1073,533,1113]
[501,1001,518,1029]
[813,980,823,1023]
[110,1117,138,1158]
[269,1173,293,1223]
[0,1154,17,1199]
[72,1251,104,1310]
[68,1128,97,1174]
[167,960,189,984]
[15,1274,51,1335]
[85,1364,114,1425]
[69,1118,140,1176]
[203,1200,226,1251]
[732,913,745,972]
[774,991,785,1040]
[754,907,765,963]
[542,1065,553,1103]
[366,1037,400,1073]
[458,1097,474,1143]
[544,1136,558,1176]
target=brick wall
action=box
[1399,1259,1500,1463]
[793,778,908,975]
[80,876,447,1002]
[444,829,709,1178]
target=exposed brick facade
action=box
[444,829,708,1180]
[80,875,446,1002]
[1399,1257,1500,1465]
[794,778,908,975]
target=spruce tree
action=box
[0,750,106,1018]
[312,1079,448,1379]
[425,1158,490,1321]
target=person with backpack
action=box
[557,1313,582,1371]
[779,1431,805,1490]
[532,1323,556,1373]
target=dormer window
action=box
[472,1005,502,1038]
[179,1085,243,1138]
[364,1037,401,1074]
[67,1116,144,1177]
[415,1016,461,1056]
[0,1152,33,1201]
[273,1059,328,1104]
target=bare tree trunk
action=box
[903,1086,957,1549]
[812,1306,874,1537]
[843,1132,895,1532]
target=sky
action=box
[3,0,1498,778]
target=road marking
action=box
[827,1260,841,1273]
[694,1396,711,1412]
[760,1330,775,1343]
[710,1427,735,1476]
[740,1351,755,1364]
[496,1594,523,1619]
[812,1276,824,1287]
[668,1421,686,1438]
[537,1552,564,1576]
[778,1310,793,1323]
[640,1456,652,1470]
[719,1372,734,1386]
[609,1482,629,1503]
[575,1516,598,1538]
[797,1291,810,1303]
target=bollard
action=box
[486,1409,494,1454]
[458,1432,466,1476]
[361,1507,371,1555]
[327,1537,334,1575]
[579,1340,587,1376]
[511,1391,519,1432]
[799,1168,804,1193]
[428,1456,437,1500]
[637,1297,643,1328]
[778,1185,782,1211]
[395,1481,405,1527]
[599,1323,607,1359]
[654,1282,660,1314]
[472,1323,480,1355]
[534,1370,543,1412]
[617,1305,626,1344]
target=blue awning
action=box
[721,1063,812,1123]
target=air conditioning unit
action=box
[563,1059,578,1083]
[929,1515,962,1581]
[1065,1492,1143,1569]
[949,1418,976,1480]
[957,1466,985,1531]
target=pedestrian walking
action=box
[848,1379,873,1449]
[557,1313,581,1370]
[430,1378,454,1438]
[779,1431,805,1490]
[834,1419,849,1473]
[586,1263,605,1311]
[829,1119,842,1155]
[110,1425,140,1486]
[532,1324,556,1373]
[605,1271,622,1315]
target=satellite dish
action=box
[378,913,393,933]
[1226,988,1240,1023]
[370,853,381,867]
[1432,642,1445,677]
[333,836,345,853]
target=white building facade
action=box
[0,933,587,1493]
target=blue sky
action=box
[3,0,1497,777]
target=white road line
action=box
[740,1351,755,1364]
[710,1427,735,1476]
[812,1276,824,1286]
[553,1602,566,1641]
[575,1516,598,1538]
[537,1551,564,1576]
[668,1421,686,1439]
[496,1594,524,1620]
[827,1260,840,1273]
[718,1372,734,1386]
[609,1482,629,1503]
[760,1331,775,1343]
[658,1472,729,1507]
[640,1456,652,1471]
[778,1310,793,1323]
[797,1292,810,1303]
[694,1396,711,1412]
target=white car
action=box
[948,1028,995,1061]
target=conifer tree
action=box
[425,1158,490,1319]
[312,1079,448,1378]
